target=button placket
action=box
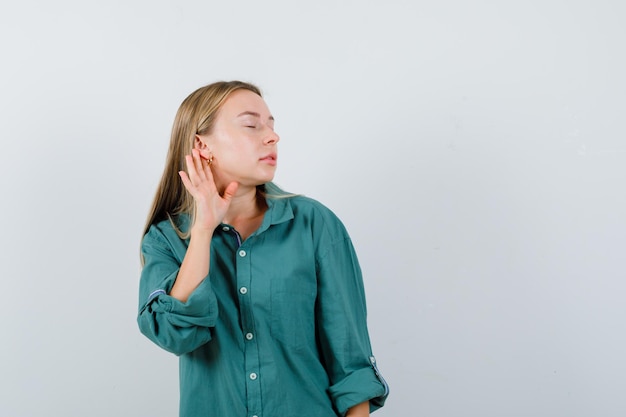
[235,243,262,413]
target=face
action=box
[195,89,279,189]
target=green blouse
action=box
[138,195,388,417]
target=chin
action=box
[258,172,276,184]
[240,176,275,188]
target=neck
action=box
[222,184,266,226]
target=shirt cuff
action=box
[145,277,218,328]
[328,361,389,416]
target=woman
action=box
[138,81,388,417]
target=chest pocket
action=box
[270,273,317,351]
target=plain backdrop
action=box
[1,1,625,416]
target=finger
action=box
[222,181,239,202]
[191,149,207,180]
[201,155,215,181]
[185,154,197,177]
[178,170,194,193]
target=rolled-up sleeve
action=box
[315,236,389,415]
[137,225,218,356]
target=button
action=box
[239,287,248,295]
[245,333,254,340]
[249,372,257,380]
[239,250,247,257]
[222,226,230,231]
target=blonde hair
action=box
[143,81,269,239]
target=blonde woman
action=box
[138,81,388,417]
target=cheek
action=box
[216,144,253,167]
[212,131,256,161]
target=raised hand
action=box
[178,149,239,234]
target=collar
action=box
[253,197,294,236]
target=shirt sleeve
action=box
[315,235,389,415]
[137,224,218,356]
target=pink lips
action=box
[260,153,277,166]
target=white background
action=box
[1,1,625,416]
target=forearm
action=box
[346,401,369,417]
[170,227,213,302]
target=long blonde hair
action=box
[142,81,264,239]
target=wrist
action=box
[190,224,216,240]
[346,401,369,417]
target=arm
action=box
[137,150,238,354]
[137,227,218,355]
[169,227,213,302]
[171,149,238,302]
[315,234,389,415]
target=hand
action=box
[178,149,239,233]
[346,401,370,417]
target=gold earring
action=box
[207,155,214,165]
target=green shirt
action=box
[138,195,388,417]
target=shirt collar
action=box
[254,197,294,236]
[177,196,294,238]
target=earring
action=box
[207,155,214,165]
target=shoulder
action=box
[141,216,191,263]
[285,195,350,239]
[143,215,190,246]
[288,195,339,220]
[264,183,341,225]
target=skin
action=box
[346,401,370,417]
[170,89,369,416]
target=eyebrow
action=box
[237,111,275,121]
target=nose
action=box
[264,129,280,145]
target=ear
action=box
[194,135,212,160]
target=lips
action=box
[260,153,277,165]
